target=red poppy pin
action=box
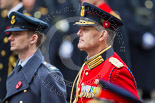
[16,81,22,89]
[5,26,11,35]
[103,20,110,28]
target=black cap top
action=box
[74,2,123,31]
[5,12,49,33]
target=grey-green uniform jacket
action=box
[3,49,67,103]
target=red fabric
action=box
[77,53,139,103]
[98,3,113,13]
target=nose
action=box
[8,34,14,41]
[77,28,82,37]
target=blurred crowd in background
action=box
[0,0,155,102]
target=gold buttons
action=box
[0,63,3,70]
[1,9,8,18]
[19,101,23,103]
[39,7,48,15]
[145,0,153,9]
[94,79,99,85]
[3,37,8,43]
[5,100,8,103]
[1,50,6,56]
[23,90,27,93]
[24,13,31,16]
[78,88,80,92]
[85,72,89,76]
[34,11,41,19]
[43,61,47,65]
[50,66,55,70]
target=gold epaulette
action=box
[109,57,124,68]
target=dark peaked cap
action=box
[5,12,49,33]
[74,2,123,31]
[99,80,142,103]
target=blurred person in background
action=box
[46,0,87,101]
[0,0,24,102]
[22,0,35,13]
[107,0,155,101]
[22,0,49,21]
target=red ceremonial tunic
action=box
[74,47,139,103]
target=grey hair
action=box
[95,25,116,45]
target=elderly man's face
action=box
[77,26,101,52]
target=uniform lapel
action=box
[4,71,29,100]
[4,49,43,100]
[22,49,43,83]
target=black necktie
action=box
[16,65,22,73]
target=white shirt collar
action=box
[87,46,112,60]
[87,54,96,60]
[7,3,23,17]
[18,55,34,67]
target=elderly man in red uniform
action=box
[70,2,140,103]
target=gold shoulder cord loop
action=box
[70,63,86,103]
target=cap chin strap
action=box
[74,20,95,25]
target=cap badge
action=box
[11,15,16,25]
[101,19,110,28]
[81,6,85,17]
[103,20,110,28]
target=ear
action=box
[99,30,108,42]
[30,34,38,45]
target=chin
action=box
[10,48,16,51]
[78,44,86,51]
[78,46,85,51]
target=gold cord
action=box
[70,63,86,103]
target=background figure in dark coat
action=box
[3,11,67,103]
[41,0,87,101]
[0,0,25,102]
[22,0,49,21]
[107,0,155,100]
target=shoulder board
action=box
[43,61,58,71]
[109,57,124,68]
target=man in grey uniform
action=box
[3,11,67,103]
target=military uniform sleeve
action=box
[40,67,67,103]
[99,67,139,103]
[110,66,139,99]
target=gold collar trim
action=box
[85,45,112,70]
